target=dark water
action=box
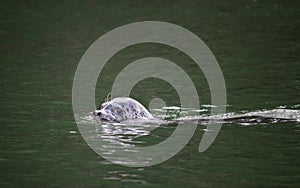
[1,0,300,187]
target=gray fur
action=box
[94,97,153,123]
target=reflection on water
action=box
[102,170,147,184]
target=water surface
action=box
[0,0,299,187]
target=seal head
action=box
[94,97,153,123]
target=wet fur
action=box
[94,97,153,123]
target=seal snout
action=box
[93,110,102,116]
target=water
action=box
[1,0,300,187]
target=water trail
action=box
[152,104,300,125]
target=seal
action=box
[94,97,154,123]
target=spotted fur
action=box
[94,97,153,123]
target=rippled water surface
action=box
[1,1,299,187]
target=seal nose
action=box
[93,110,102,116]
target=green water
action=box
[1,0,299,187]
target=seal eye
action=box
[97,112,102,116]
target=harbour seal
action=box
[94,97,154,123]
